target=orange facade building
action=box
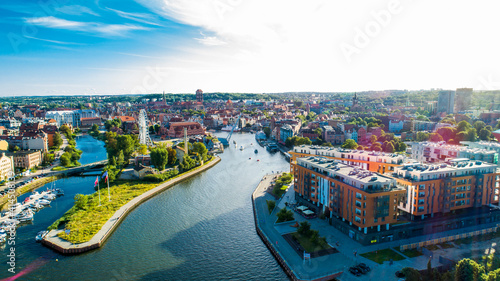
[293,156,405,234]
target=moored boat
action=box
[36,230,49,242]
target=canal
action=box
[0,133,289,280]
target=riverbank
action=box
[0,176,57,211]
[252,174,344,281]
[42,156,221,254]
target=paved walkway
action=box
[253,174,346,280]
[43,157,221,254]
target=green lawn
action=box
[292,232,331,253]
[49,158,217,244]
[426,244,440,251]
[272,184,289,198]
[360,248,405,264]
[51,166,67,171]
[439,242,455,249]
[454,237,473,245]
[398,248,424,258]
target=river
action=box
[0,133,289,280]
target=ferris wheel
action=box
[138,109,154,147]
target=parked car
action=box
[355,264,370,274]
[349,267,362,276]
[357,263,370,272]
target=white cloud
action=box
[106,8,163,27]
[56,5,100,17]
[24,16,149,36]
[195,33,226,46]
[130,0,500,93]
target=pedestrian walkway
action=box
[253,174,345,281]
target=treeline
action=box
[59,125,82,167]
[402,257,500,281]
[417,120,499,143]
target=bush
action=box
[276,207,294,223]
[266,200,276,214]
[143,168,179,182]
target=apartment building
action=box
[0,153,14,181]
[411,141,498,164]
[291,145,408,174]
[393,159,500,219]
[293,156,405,235]
[6,150,42,170]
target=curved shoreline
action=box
[42,156,221,254]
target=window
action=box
[418,199,425,205]
[418,206,424,212]
[355,200,362,207]
[374,218,378,223]
[355,208,361,215]
[355,216,361,223]
[356,192,362,199]
[419,184,425,190]
[419,192,425,197]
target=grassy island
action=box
[48,157,216,244]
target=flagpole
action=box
[98,178,101,206]
[107,175,110,201]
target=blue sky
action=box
[1,0,500,96]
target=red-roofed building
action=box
[168,122,205,138]
[115,116,136,123]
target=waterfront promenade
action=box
[42,156,221,254]
[252,174,346,281]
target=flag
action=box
[102,171,108,183]
[94,176,99,187]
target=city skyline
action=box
[1,0,500,96]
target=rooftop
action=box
[298,156,404,193]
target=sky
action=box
[0,0,500,96]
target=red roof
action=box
[116,116,135,122]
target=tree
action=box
[150,147,169,171]
[454,258,485,281]
[138,144,148,155]
[116,135,135,159]
[473,121,486,133]
[53,132,63,149]
[457,121,472,133]
[117,150,125,167]
[417,132,430,142]
[91,124,99,133]
[314,128,323,138]
[486,268,500,281]
[401,267,423,281]
[266,200,276,214]
[341,139,358,149]
[179,154,195,171]
[298,221,311,235]
[192,142,208,161]
[167,147,177,165]
[429,133,444,142]
[263,127,271,138]
[385,142,395,153]
[102,165,118,183]
[479,128,492,141]
[397,142,407,152]
[60,153,71,166]
[437,127,456,142]
[370,135,377,144]
[276,208,294,223]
